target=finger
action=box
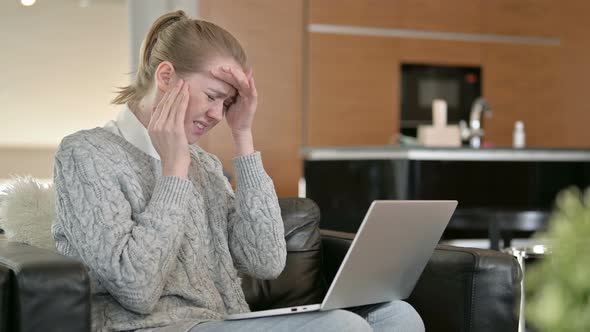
[224,66,250,94]
[148,105,160,130]
[248,75,258,98]
[210,68,237,88]
[161,80,184,125]
[174,84,189,128]
[167,80,186,123]
[160,80,182,114]
[211,66,249,95]
[150,90,170,129]
[165,79,184,110]
[152,83,174,127]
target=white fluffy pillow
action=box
[0,176,56,250]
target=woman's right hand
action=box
[148,79,191,177]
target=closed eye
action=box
[206,91,235,112]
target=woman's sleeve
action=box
[224,152,287,280]
[53,137,192,314]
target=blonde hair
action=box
[112,10,247,105]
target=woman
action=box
[52,10,424,332]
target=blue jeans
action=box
[189,301,425,332]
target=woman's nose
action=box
[206,103,224,121]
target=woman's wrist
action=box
[232,130,255,156]
[162,163,189,178]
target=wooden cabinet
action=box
[306,0,577,148]
[307,34,399,146]
[480,0,558,37]
[482,43,561,147]
[310,0,482,33]
[308,33,484,146]
[311,0,559,37]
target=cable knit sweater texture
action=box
[52,128,287,332]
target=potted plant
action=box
[526,187,590,331]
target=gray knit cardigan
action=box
[52,128,287,332]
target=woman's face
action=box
[180,57,240,144]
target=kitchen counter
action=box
[302,146,590,162]
[303,145,590,233]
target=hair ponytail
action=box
[112,10,187,105]
[112,10,247,105]
[138,10,187,78]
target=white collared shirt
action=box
[103,106,161,160]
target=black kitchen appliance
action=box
[400,63,481,137]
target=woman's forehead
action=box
[188,70,236,97]
[182,57,241,94]
[203,56,242,71]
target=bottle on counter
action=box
[513,121,526,148]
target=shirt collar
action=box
[112,106,161,160]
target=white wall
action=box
[0,0,129,147]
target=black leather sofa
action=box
[0,198,521,332]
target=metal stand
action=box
[503,245,550,332]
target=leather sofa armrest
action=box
[408,244,522,332]
[0,241,91,332]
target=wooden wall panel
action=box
[482,43,561,147]
[308,33,562,148]
[311,0,558,38]
[306,0,588,149]
[558,1,590,147]
[397,38,482,66]
[199,0,304,197]
[310,0,482,33]
[307,34,399,146]
[481,0,558,38]
[307,34,482,146]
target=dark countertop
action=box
[302,145,590,161]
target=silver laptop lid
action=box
[321,200,457,311]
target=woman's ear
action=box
[155,61,175,92]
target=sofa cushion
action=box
[241,198,326,310]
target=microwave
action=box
[400,64,481,136]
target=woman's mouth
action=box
[193,120,208,135]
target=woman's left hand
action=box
[210,66,257,136]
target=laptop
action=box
[225,200,458,320]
